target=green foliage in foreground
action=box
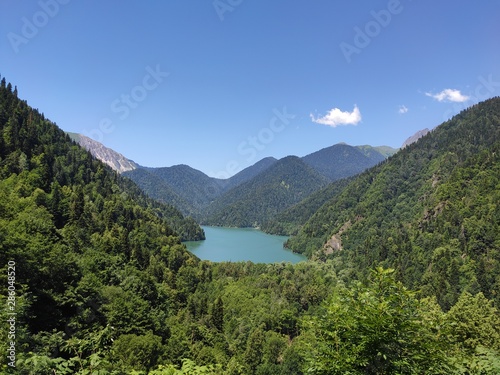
[3,266,499,374]
[301,268,500,374]
[1,77,499,374]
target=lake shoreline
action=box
[184,226,306,264]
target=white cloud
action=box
[398,105,408,114]
[425,88,470,103]
[310,105,361,127]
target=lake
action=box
[184,226,306,263]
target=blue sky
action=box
[1,1,499,177]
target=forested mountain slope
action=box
[142,164,225,210]
[287,98,500,309]
[301,143,388,181]
[0,77,336,373]
[219,156,277,192]
[1,77,499,374]
[202,156,329,227]
[124,144,393,223]
[123,167,198,217]
[124,157,278,218]
[261,176,354,236]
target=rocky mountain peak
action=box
[67,133,139,173]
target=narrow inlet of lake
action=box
[184,226,306,264]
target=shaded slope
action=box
[124,157,278,217]
[123,167,197,217]
[146,164,225,209]
[261,176,354,236]
[203,156,329,227]
[222,156,277,192]
[302,143,387,181]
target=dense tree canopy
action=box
[1,76,499,373]
[287,98,500,309]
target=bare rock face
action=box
[68,133,138,173]
[401,128,430,148]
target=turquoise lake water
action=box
[184,226,306,264]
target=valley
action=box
[1,77,499,373]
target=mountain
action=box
[76,133,394,222]
[124,144,394,226]
[202,156,329,227]
[220,156,277,192]
[401,128,430,148]
[356,144,398,159]
[261,176,354,236]
[64,134,203,240]
[141,164,225,211]
[2,77,498,373]
[122,167,197,217]
[301,143,389,181]
[261,145,398,236]
[287,98,500,309]
[123,157,278,217]
[67,132,139,172]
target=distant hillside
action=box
[301,143,388,181]
[123,167,197,217]
[261,145,398,236]
[220,156,277,192]
[67,132,139,172]
[401,128,430,148]
[79,135,395,223]
[287,98,500,309]
[261,176,354,236]
[202,156,329,227]
[141,164,225,211]
[124,157,278,217]
[357,144,398,158]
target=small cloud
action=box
[425,89,470,103]
[310,105,361,127]
[398,105,408,114]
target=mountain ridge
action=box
[123,143,396,221]
[67,132,139,172]
[202,155,330,227]
[286,97,500,309]
[302,143,389,181]
[401,128,430,148]
[68,132,398,228]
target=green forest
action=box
[286,98,500,310]
[1,77,500,374]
